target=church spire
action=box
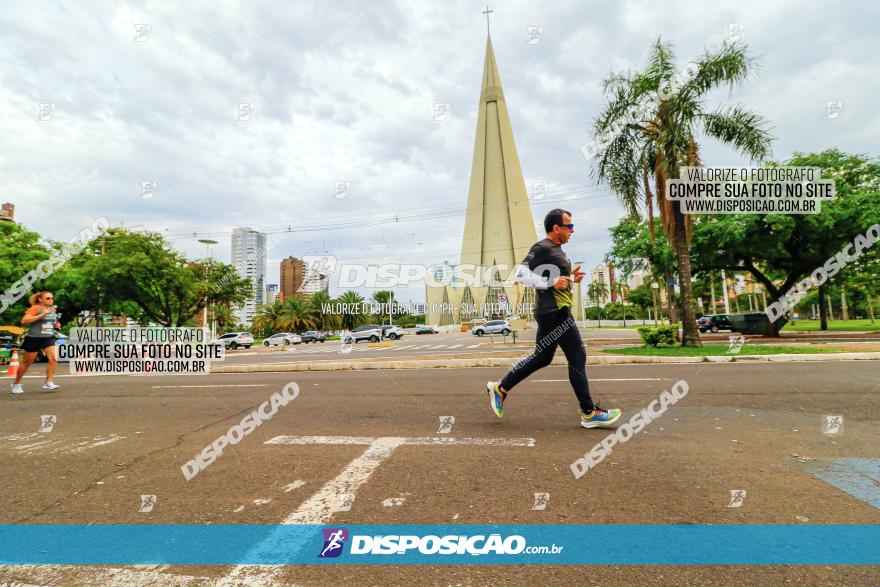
[459,33,537,268]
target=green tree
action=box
[336,290,368,330]
[690,150,880,334]
[586,281,608,327]
[73,229,251,327]
[309,291,342,332]
[592,39,773,345]
[275,295,315,333]
[253,298,286,337]
[0,222,52,324]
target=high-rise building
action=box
[299,262,330,295]
[280,257,305,299]
[425,33,583,325]
[266,283,279,305]
[0,203,14,223]
[231,227,267,327]
[589,264,615,306]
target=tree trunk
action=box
[671,205,701,347]
[818,285,828,331]
[868,297,875,324]
[664,267,677,323]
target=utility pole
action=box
[651,281,659,326]
[95,233,106,327]
[721,269,731,314]
[710,278,716,314]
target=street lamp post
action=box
[198,239,218,332]
[651,281,660,326]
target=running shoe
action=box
[580,404,622,428]
[10,383,24,395]
[42,382,60,390]
[486,381,507,418]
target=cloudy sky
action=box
[2,0,877,303]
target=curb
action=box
[211,351,880,373]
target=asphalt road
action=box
[1,360,878,585]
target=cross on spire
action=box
[482,5,493,35]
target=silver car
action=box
[343,324,383,344]
[218,332,254,349]
[263,332,301,346]
[471,320,512,336]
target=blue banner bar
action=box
[0,525,877,565]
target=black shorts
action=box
[21,337,56,353]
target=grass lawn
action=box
[783,319,880,332]
[602,343,847,357]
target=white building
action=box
[231,227,267,327]
[299,261,329,295]
[265,283,279,305]
[589,263,614,306]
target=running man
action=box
[10,291,61,394]
[486,209,621,428]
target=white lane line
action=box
[221,435,536,585]
[220,437,405,586]
[447,344,462,349]
[266,435,536,447]
[534,378,667,382]
[467,344,480,348]
[151,384,269,389]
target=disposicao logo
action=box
[319,528,349,558]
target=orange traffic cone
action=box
[6,349,19,377]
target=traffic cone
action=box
[6,349,19,377]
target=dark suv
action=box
[301,330,326,343]
[698,314,735,333]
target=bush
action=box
[636,324,680,347]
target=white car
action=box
[218,332,254,349]
[263,332,301,347]
[343,324,383,344]
[471,320,512,336]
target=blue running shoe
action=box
[486,381,507,418]
[580,404,622,428]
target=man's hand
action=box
[553,275,571,290]
[572,265,586,283]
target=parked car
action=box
[471,319,512,336]
[301,330,327,343]
[343,324,383,344]
[698,314,736,333]
[263,332,301,346]
[415,324,438,335]
[381,325,405,340]
[218,332,254,349]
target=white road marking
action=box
[254,498,272,505]
[448,344,462,349]
[221,435,534,585]
[534,378,668,382]
[151,384,269,389]
[467,343,480,348]
[283,480,305,492]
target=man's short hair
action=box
[544,209,571,233]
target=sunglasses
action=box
[559,223,574,230]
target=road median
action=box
[212,351,880,373]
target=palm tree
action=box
[279,296,316,333]
[587,281,608,327]
[592,39,773,346]
[309,291,341,332]
[253,299,285,337]
[336,290,368,331]
[372,290,395,324]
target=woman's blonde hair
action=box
[29,291,53,306]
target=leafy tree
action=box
[606,217,676,320]
[336,290,368,330]
[309,291,342,332]
[690,150,880,334]
[278,296,317,333]
[592,38,773,345]
[586,281,608,326]
[0,222,52,324]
